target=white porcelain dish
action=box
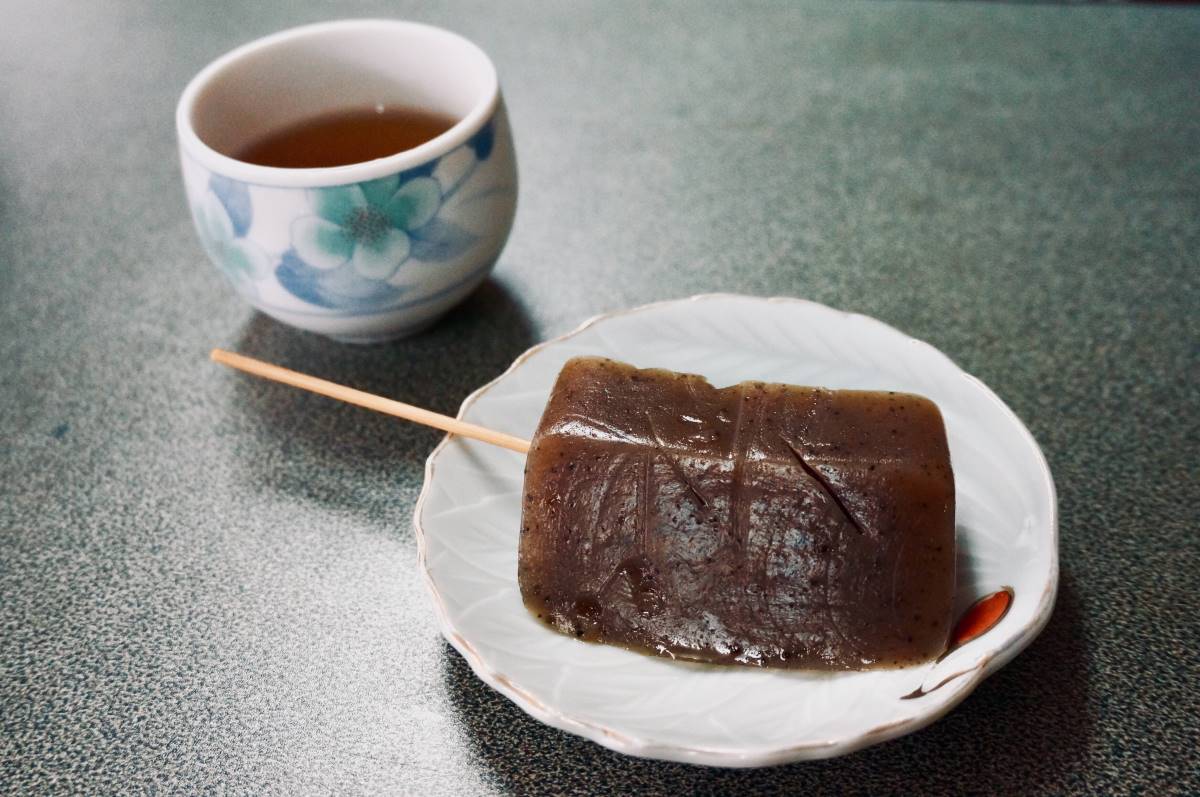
[414,294,1058,767]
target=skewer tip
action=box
[205,347,532,454]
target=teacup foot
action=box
[325,317,441,345]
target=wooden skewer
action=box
[210,349,531,454]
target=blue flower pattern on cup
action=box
[307,181,436,275]
[275,121,497,313]
[188,117,506,319]
[192,176,270,297]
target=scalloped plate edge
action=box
[413,293,1059,767]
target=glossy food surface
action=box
[519,357,956,669]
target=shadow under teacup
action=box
[177,19,518,344]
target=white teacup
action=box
[176,20,517,343]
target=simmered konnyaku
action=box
[518,357,956,670]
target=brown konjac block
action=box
[518,357,956,670]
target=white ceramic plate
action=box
[415,294,1057,767]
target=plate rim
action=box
[413,293,1060,767]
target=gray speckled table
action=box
[2,1,1198,794]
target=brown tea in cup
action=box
[233,106,457,168]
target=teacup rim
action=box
[175,19,500,189]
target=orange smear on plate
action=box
[951,587,1014,649]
